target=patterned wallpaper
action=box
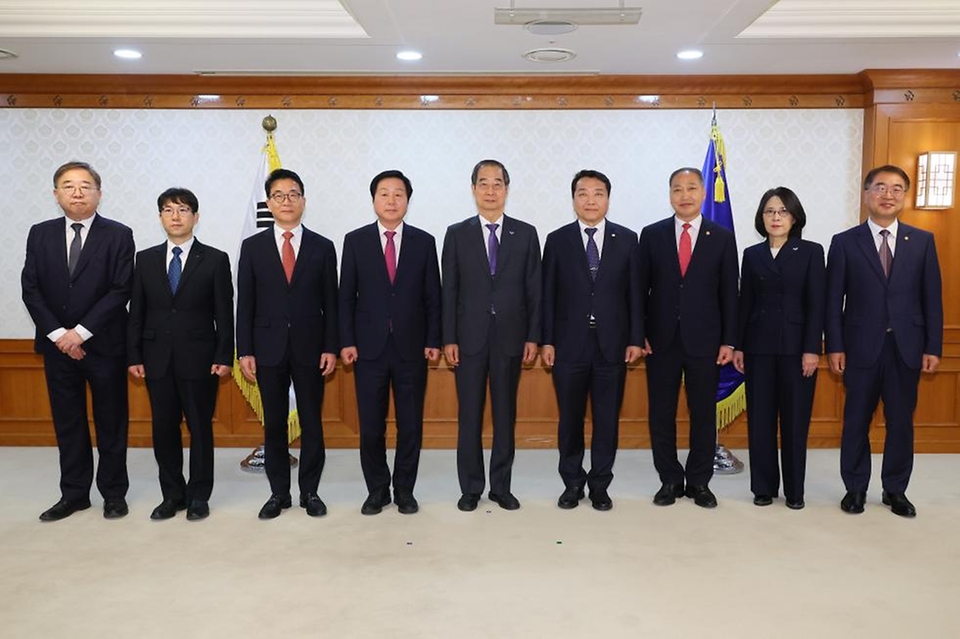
[1,107,863,338]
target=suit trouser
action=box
[744,353,816,502]
[456,322,522,495]
[841,333,919,494]
[645,332,718,486]
[145,372,219,502]
[355,335,427,494]
[43,350,129,501]
[257,346,326,498]
[553,329,626,492]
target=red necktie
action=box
[384,230,397,284]
[678,223,692,277]
[281,231,295,283]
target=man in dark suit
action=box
[340,170,441,515]
[826,164,942,518]
[237,168,339,519]
[442,159,542,512]
[127,188,234,521]
[637,167,739,509]
[22,160,135,521]
[542,169,642,511]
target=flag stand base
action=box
[240,444,299,473]
[714,444,744,475]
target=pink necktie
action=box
[879,229,892,279]
[384,230,397,284]
[281,231,295,283]
[678,223,692,277]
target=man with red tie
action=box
[237,168,339,519]
[339,170,441,515]
[637,167,739,509]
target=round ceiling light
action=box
[0,48,18,61]
[524,20,577,36]
[114,49,142,60]
[522,47,577,63]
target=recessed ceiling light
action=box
[677,49,703,60]
[396,50,422,61]
[525,20,578,36]
[523,47,577,63]
[114,49,142,60]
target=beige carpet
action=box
[1,447,958,639]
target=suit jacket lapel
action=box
[393,224,414,287]
[495,216,517,276]
[889,223,913,285]
[467,217,491,278]
[147,243,174,301]
[290,228,314,287]
[568,222,592,281]
[594,222,619,282]
[70,215,105,281]
[855,222,887,284]
[175,240,204,296]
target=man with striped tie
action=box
[127,188,234,521]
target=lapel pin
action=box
[611,233,616,238]
[904,235,909,241]
[508,230,515,235]
[792,246,799,251]
[705,230,711,236]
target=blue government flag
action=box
[700,114,746,429]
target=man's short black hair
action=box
[571,169,611,198]
[369,170,413,200]
[157,187,199,213]
[864,165,910,191]
[265,168,305,198]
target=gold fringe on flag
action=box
[232,123,302,445]
[715,382,746,431]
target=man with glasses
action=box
[22,161,135,521]
[826,164,943,517]
[127,188,234,521]
[237,168,339,519]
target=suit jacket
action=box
[21,214,135,358]
[441,215,542,357]
[339,222,441,361]
[637,216,739,356]
[738,238,825,356]
[542,220,642,363]
[825,221,942,369]
[236,225,339,367]
[127,240,234,380]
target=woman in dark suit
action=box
[733,187,825,510]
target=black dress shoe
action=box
[557,486,585,509]
[39,497,91,522]
[685,485,718,508]
[840,491,866,514]
[150,498,187,520]
[300,493,328,517]
[457,493,480,512]
[882,491,916,518]
[589,489,613,511]
[785,499,805,510]
[393,490,419,515]
[653,483,685,506]
[753,494,773,507]
[186,500,210,521]
[258,494,292,519]
[103,498,129,519]
[489,492,521,510]
[361,488,391,516]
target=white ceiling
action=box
[0,0,957,75]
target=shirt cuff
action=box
[46,328,67,342]
[75,325,92,341]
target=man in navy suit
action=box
[22,161,135,521]
[340,170,441,515]
[237,168,339,519]
[637,167,739,509]
[826,165,942,518]
[442,159,542,512]
[542,170,642,511]
[127,188,234,521]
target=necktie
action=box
[486,223,499,276]
[67,222,83,276]
[282,231,295,283]
[879,229,892,279]
[384,230,397,284]
[678,223,692,277]
[585,227,600,280]
[168,246,183,294]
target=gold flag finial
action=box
[262,115,277,133]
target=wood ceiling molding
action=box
[859,69,960,106]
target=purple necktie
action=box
[585,227,600,280]
[486,223,499,276]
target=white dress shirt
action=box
[674,214,702,253]
[273,223,303,258]
[867,217,898,258]
[166,236,195,270]
[48,214,97,343]
[378,220,404,261]
[479,214,504,259]
[578,218,606,261]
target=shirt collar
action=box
[168,236,195,253]
[274,223,302,240]
[867,217,898,238]
[65,212,96,230]
[378,220,404,237]
[675,214,702,231]
[478,214,504,228]
[578,217,606,235]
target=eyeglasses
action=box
[269,192,303,203]
[58,184,97,195]
[762,208,792,218]
[868,184,906,197]
[160,207,194,217]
